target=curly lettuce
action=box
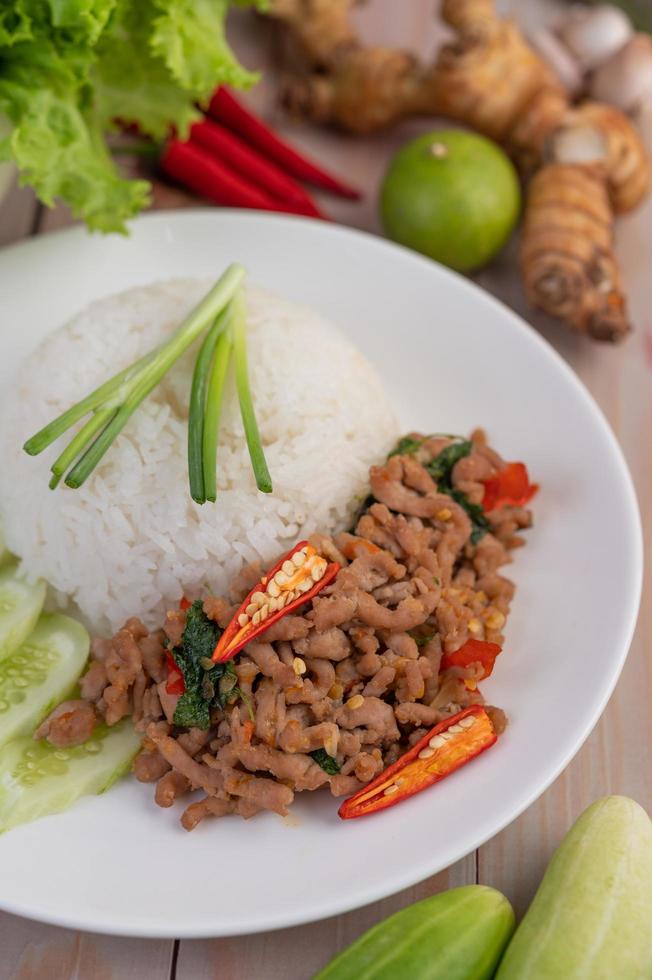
[0,0,263,232]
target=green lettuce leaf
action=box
[0,0,261,232]
[150,0,259,98]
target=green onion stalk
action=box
[24,263,272,502]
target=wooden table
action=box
[1,3,650,977]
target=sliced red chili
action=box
[165,650,185,695]
[440,638,502,680]
[212,541,340,663]
[338,705,496,819]
[482,461,538,511]
[179,596,191,611]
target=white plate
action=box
[0,211,642,938]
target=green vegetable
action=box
[425,439,472,482]
[387,436,423,459]
[0,613,89,749]
[315,885,514,980]
[426,440,490,545]
[0,720,141,833]
[202,322,233,503]
[187,306,231,503]
[310,748,340,775]
[24,264,245,491]
[173,599,224,728]
[0,562,46,663]
[0,0,263,232]
[232,289,272,494]
[496,796,652,980]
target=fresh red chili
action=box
[161,139,307,214]
[441,638,503,680]
[482,462,538,511]
[213,540,340,663]
[179,596,191,611]
[339,705,497,819]
[165,650,185,696]
[189,119,325,219]
[208,87,361,200]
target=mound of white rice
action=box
[0,280,398,635]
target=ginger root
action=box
[521,165,625,341]
[267,0,651,342]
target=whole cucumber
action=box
[496,796,652,979]
[314,885,514,980]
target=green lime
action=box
[380,129,521,272]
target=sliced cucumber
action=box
[0,721,141,833]
[0,562,46,663]
[0,613,90,749]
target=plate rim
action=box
[0,209,643,938]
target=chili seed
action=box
[459,715,476,729]
[448,723,464,734]
[418,746,436,759]
[328,682,344,700]
[436,507,452,521]
[291,551,305,568]
[238,613,249,628]
[293,657,307,676]
[251,591,266,606]
[311,563,325,581]
[267,580,281,598]
[383,784,399,796]
[297,578,312,594]
[274,571,289,586]
[347,695,364,710]
[429,734,446,749]
[282,560,295,576]
[252,610,262,625]
[245,603,258,618]
[260,605,270,622]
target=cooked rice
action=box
[0,280,398,634]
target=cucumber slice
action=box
[0,613,90,749]
[0,562,46,663]
[0,721,141,833]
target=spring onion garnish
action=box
[188,307,231,504]
[24,263,272,502]
[202,327,232,503]
[232,289,272,494]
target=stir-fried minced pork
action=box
[36,431,533,829]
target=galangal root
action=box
[267,0,650,342]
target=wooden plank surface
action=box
[0,0,650,977]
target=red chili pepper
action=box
[165,650,185,695]
[339,705,497,819]
[213,540,340,663]
[189,119,326,219]
[208,87,361,200]
[179,597,191,611]
[161,139,311,215]
[441,638,503,680]
[482,462,538,511]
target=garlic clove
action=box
[590,34,652,114]
[557,4,633,71]
[529,28,584,96]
